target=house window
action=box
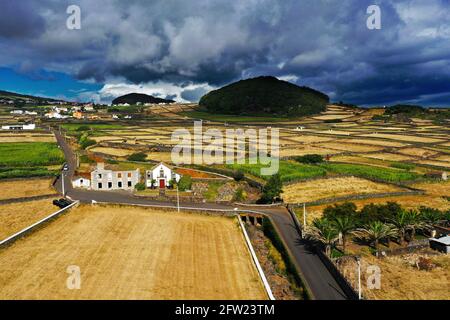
[118,181,122,188]
[98,183,102,189]
[128,172,132,178]
[128,181,132,187]
[160,169,164,177]
[98,174,102,179]
[108,182,112,189]
[118,173,122,178]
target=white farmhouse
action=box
[1,123,36,130]
[146,163,181,189]
[72,174,91,189]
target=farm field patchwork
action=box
[0,205,266,300]
[0,142,64,167]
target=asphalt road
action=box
[53,130,349,300]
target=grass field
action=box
[0,199,58,240]
[226,160,327,182]
[181,110,292,123]
[0,142,64,167]
[0,205,266,300]
[283,177,403,203]
[320,163,420,183]
[0,179,56,201]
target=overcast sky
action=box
[0,0,449,106]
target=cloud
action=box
[1,0,450,105]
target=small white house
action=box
[1,123,36,130]
[430,236,450,254]
[72,176,91,189]
[146,163,181,189]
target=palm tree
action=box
[420,208,442,236]
[390,210,410,244]
[406,210,427,242]
[331,216,356,253]
[309,218,339,257]
[355,222,397,251]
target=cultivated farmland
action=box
[0,205,266,300]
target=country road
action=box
[53,130,350,300]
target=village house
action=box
[73,111,84,119]
[424,171,448,181]
[91,163,140,191]
[72,173,91,189]
[146,163,181,189]
[1,123,36,130]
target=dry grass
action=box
[0,179,56,201]
[89,147,134,157]
[411,180,450,197]
[339,251,450,300]
[0,205,266,300]
[396,148,438,158]
[340,138,408,147]
[0,135,55,143]
[312,114,354,121]
[0,199,58,240]
[362,153,415,162]
[284,177,403,204]
[359,133,444,144]
[318,142,383,153]
[414,160,450,168]
[280,146,340,157]
[283,135,334,144]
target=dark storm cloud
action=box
[1,0,450,105]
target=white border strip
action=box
[0,201,79,247]
[237,215,275,300]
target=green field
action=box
[320,163,420,183]
[61,123,126,132]
[226,160,327,182]
[0,141,63,179]
[181,111,293,123]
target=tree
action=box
[331,215,356,253]
[355,222,397,251]
[127,152,147,162]
[134,182,145,191]
[178,176,192,192]
[232,170,245,181]
[309,218,339,257]
[390,210,411,244]
[258,174,283,204]
[419,207,442,235]
[294,154,323,164]
[406,210,426,242]
[323,202,357,220]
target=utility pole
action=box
[177,185,180,212]
[303,203,307,229]
[356,257,362,300]
[62,171,65,197]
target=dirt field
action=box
[284,177,403,204]
[0,199,58,240]
[0,179,56,201]
[0,205,266,300]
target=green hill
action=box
[199,76,329,117]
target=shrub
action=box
[127,152,147,162]
[294,154,324,164]
[135,182,146,191]
[323,202,358,220]
[178,176,192,191]
[76,125,91,132]
[258,174,283,204]
[233,187,246,202]
[233,170,245,181]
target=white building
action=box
[146,163,181,189]
[72,175,91,188]
[1,123,36,130]
[10,110,24,115]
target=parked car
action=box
[53,198,72,209]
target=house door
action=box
[159,179,165,189]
